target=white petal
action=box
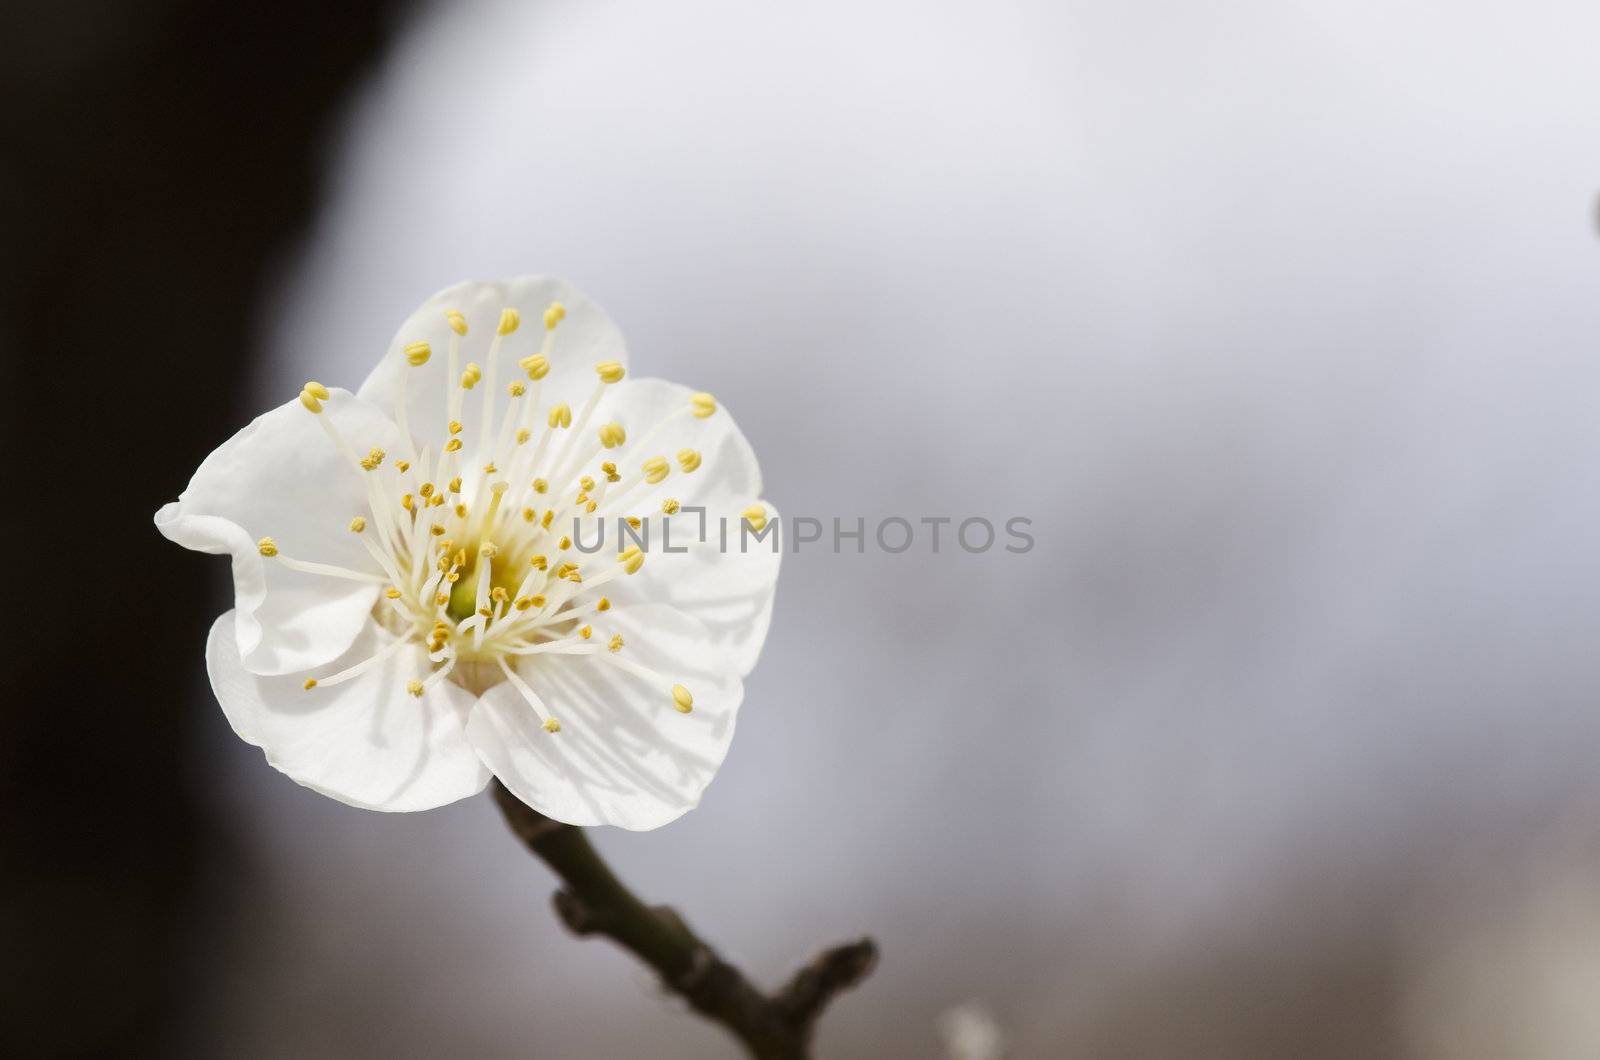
[591,379,780,675]
[598,377,762,504]
[357,276,628,453]
[156,390,404,674]
[206,611,490,811]
[468,605,742,830]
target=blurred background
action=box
[10,0,1600,1056]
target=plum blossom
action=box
[157,277,779,829]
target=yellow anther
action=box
[385,587,402,600]
[543,302,566,330]
[448,420,463,435]
[455,549,468,567]
[548,402,572,429]
[431,493,446,507]
[349,516,367,533]
[522,507,536,522]
[298,390,323,413]
[402,493,415,511]
[359,446,385,471]
[479,541,499,559]
[600,460,617,475]
[519,353,550,380]
[257,537,279,557]
[491,586,509,602]
[559,535,572,551]
[580,625,593,639]
[508,381,526,397]
[542,717,562,733]
[404,341,432,367]
[454,503,468,518]
[484,463,499,475]
[689,392,717,418]
[446,308,468,335]
[671,684,694,714]
[445,438,463,453]
[436,591,449,606]
[580,475,596,492]
[419,482,435,498]
[304,381,330,400]
[541,510,554,529]
[555,561,579,579]
[531,594,546,607]
[394,459,411,472]
[529,554,548,571]
[446,571,461,583]
[643,456,670,484]
[598,422,626,449]
[497,307,521,335]
[661,498,681,515]
[742,504,768,532]
[626,516,642,530]
[407,680,424,698]
[449,476,462,493]
[516,427,531,444]
[619,544,645,574]
[461,362,482,389]
[596,597,611,612]
[677,448,702,473]
[596,360,625,384]
[303,678,318,690]
[585,500,597,513]
[514,596,533,611]
[608,634,624,653]
[532,477,548,494]
[429,524,446,536]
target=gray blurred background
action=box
[13,0,1600,1056]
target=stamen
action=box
[677,448,702,473]
[496,656,561,733]
[309,632,410,687]
[671,684,694,713]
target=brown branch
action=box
[492,781,877,1059]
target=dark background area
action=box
[2,4,400,1053]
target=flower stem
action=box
[491,781,877,1059]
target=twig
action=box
[492,781,877,1059]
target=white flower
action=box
[156,277,780,829]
